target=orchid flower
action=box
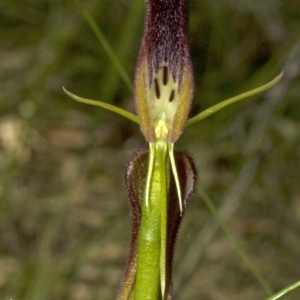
[64,0,283,299]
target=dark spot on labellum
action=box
[154,78,160,99]
[169,89,175,102]
[163,66,168,85]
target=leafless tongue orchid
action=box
[63,1,283,299]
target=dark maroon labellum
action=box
[143,0,191,83]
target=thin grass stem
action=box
[265,279,300,300]
[81,7,133,92]
[198,185,273,296]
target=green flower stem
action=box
[135,140,169,299]
[186,72,283,127]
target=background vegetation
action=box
[1,0,300,299]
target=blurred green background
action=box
[1,0,300,299]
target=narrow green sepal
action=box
[63,87,139,124]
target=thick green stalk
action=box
[135,140,169,300]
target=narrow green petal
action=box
[63,87,139,124]
[168,142,183,214]
[186,72,283,127]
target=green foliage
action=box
[1,0,300,299]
